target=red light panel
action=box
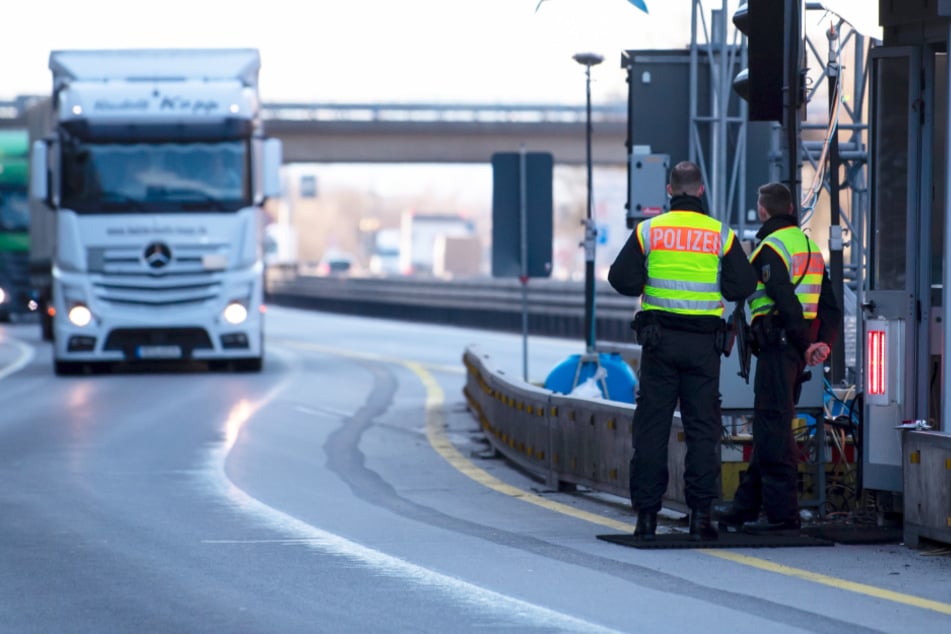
[867,329,886,396]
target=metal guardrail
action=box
[462,343,693,513]
[265,271,641,343]
[463,341,836,518]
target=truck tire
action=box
[41,311,54,342]
[233,357,263,372]
[54,361,83,376]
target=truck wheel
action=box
[40,307,54,341]
[233,357,263,372]
[54,361,83,376]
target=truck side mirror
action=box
[261,138,283,202]
[30,139,50,206]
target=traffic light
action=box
[732,0,786,122]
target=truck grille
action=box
[87,244,227,307]
[93,275,222,306]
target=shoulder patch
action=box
[762,264,771,283]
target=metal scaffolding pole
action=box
[689,0,748,226]
[801,3,874,382]
[691,1,872,381]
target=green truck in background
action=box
[0,128,32,322]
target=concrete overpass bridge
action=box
[0,98,628,167]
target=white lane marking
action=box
[294,404,352,418]
[270,337,464,375]
[202,345,620,634]
[0,340,35,380]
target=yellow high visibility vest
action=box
[748,226,824,320]
[636,211,733,317]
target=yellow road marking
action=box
[405,361,634,533]
[703,550,951,615]
[283,338,951,617]
[405,359,951,617]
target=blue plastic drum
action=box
[544,353,638,404]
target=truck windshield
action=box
[61,140,251,213]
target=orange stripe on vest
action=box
[791,253,825,277]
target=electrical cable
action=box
[799,33,844,226]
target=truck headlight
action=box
[223,301,248,325]
[0,287,6,304]
[68,304,93,327]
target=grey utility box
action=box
[903,430,951,548]
[627,152,669,228]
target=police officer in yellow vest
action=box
[717,182,841,534]
[608,161,756,541]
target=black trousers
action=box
[731,340,803,523]
[629,328,722,513]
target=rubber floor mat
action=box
[597,531,834,549]
[802,525,902,545]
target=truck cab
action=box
[30,49,282,374]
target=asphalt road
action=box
[0,307,949,633]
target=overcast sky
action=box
[1,1,692,105]
[1,1,876,106]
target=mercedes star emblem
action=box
[144,242,173,269]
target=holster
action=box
[632,311,662,351]
[750,318,786,354]
[715,319,733,357]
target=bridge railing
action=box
[0,97,627,126]
[261,102,626,124]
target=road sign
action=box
[491,152,553,278]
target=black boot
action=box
[714,503,759,531]
[634,511,657,541]
[742,516,801,534]
[689,509,718,541]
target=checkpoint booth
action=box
[863,1,951,547]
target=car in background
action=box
[368,228,401,276]
[315,249,354,276]
[369,247,400,276]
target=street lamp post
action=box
[541,51,637,403]
[573,51,604,355]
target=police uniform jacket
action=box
[751,214,841,355]
[608,194,757,333]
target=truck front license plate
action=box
[137,345,182,359]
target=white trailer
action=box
[398,211,475,276]
[30,49,282,373]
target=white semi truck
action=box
[30,48,282,374]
